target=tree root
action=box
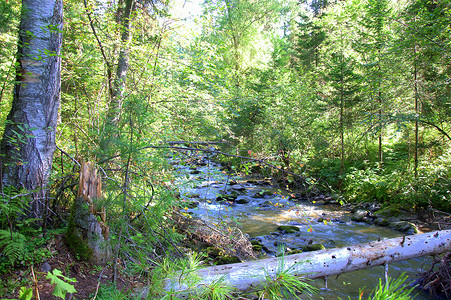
[416,252,451,298]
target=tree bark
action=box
[0,0,63,218]
[165,230,451,293]
[414,42,419,178]
[107,0,135,126]
[100,0,135,154]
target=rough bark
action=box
[66,162,110,265]
[165,230,451,293]
[0,0,63,218]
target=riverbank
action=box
[2,152,450,299]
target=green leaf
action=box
[18,287,33,300]
[46,269,77,299]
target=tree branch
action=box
[419,120,451,141]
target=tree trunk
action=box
[165,230,451,293]
[107,0,135,126]
[100,0,135,154]
[414,43,419,178]
[66,161,110,265]
[339,52,345,180]
[0,0,63,219]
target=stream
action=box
[171,154,439,299]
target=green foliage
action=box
[18,287,33,300]
[344,167,393,203]
[399,153,451,211]
[0,187,28,230]
[0,229,26,266]
[151,252,204,298]
[199,276,235,300]
[94,284,129,300]
[46,269,77,299]
[0,188,54,269]
[359,273,416,300]
[257,252,317,300]
[0,0,20,126]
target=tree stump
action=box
[66,162,110,265]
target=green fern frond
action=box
[0,229,26,266]
[0,187,29,229]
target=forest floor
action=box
[2,209,450,300]
[1,233,145,300]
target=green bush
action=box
[344,167,395,203]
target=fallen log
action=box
[165,230,451,293]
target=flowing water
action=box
[172,155,439,299]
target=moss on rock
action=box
[65,198,110,264]
[302,244,325,252]
[65,201,94,261]
[277,225,300,234]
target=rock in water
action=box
[231,184,246,191]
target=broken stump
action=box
[66,161,110,265]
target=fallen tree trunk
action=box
[165,230,451,293]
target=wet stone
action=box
[277,225,300,234]
[388,221,419,234]
[250,240,263,252]
[374,217,390,226]
[302,244,326,252]
[253,190,273,198]
[236,198,250,204]
[351,209,369,222]
[216,193,238,202]
[231,184,246,191]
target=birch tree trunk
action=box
[165,230,451,294]
[0,0,63,219]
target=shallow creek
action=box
[172,156,438,299]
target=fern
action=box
[0,229,26,266]
[0,187,29,229]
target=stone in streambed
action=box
[253,190,273,198]
[277,225,300,234]
[351,209,370,222]
[374,217,390,226]
[388,221,419,234]
[216,192,238,202]
[236,198,250,204]
[302,244,325,252]
[250,240,263,252]
[231,184,246,191]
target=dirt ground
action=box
[0,234,145,300]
